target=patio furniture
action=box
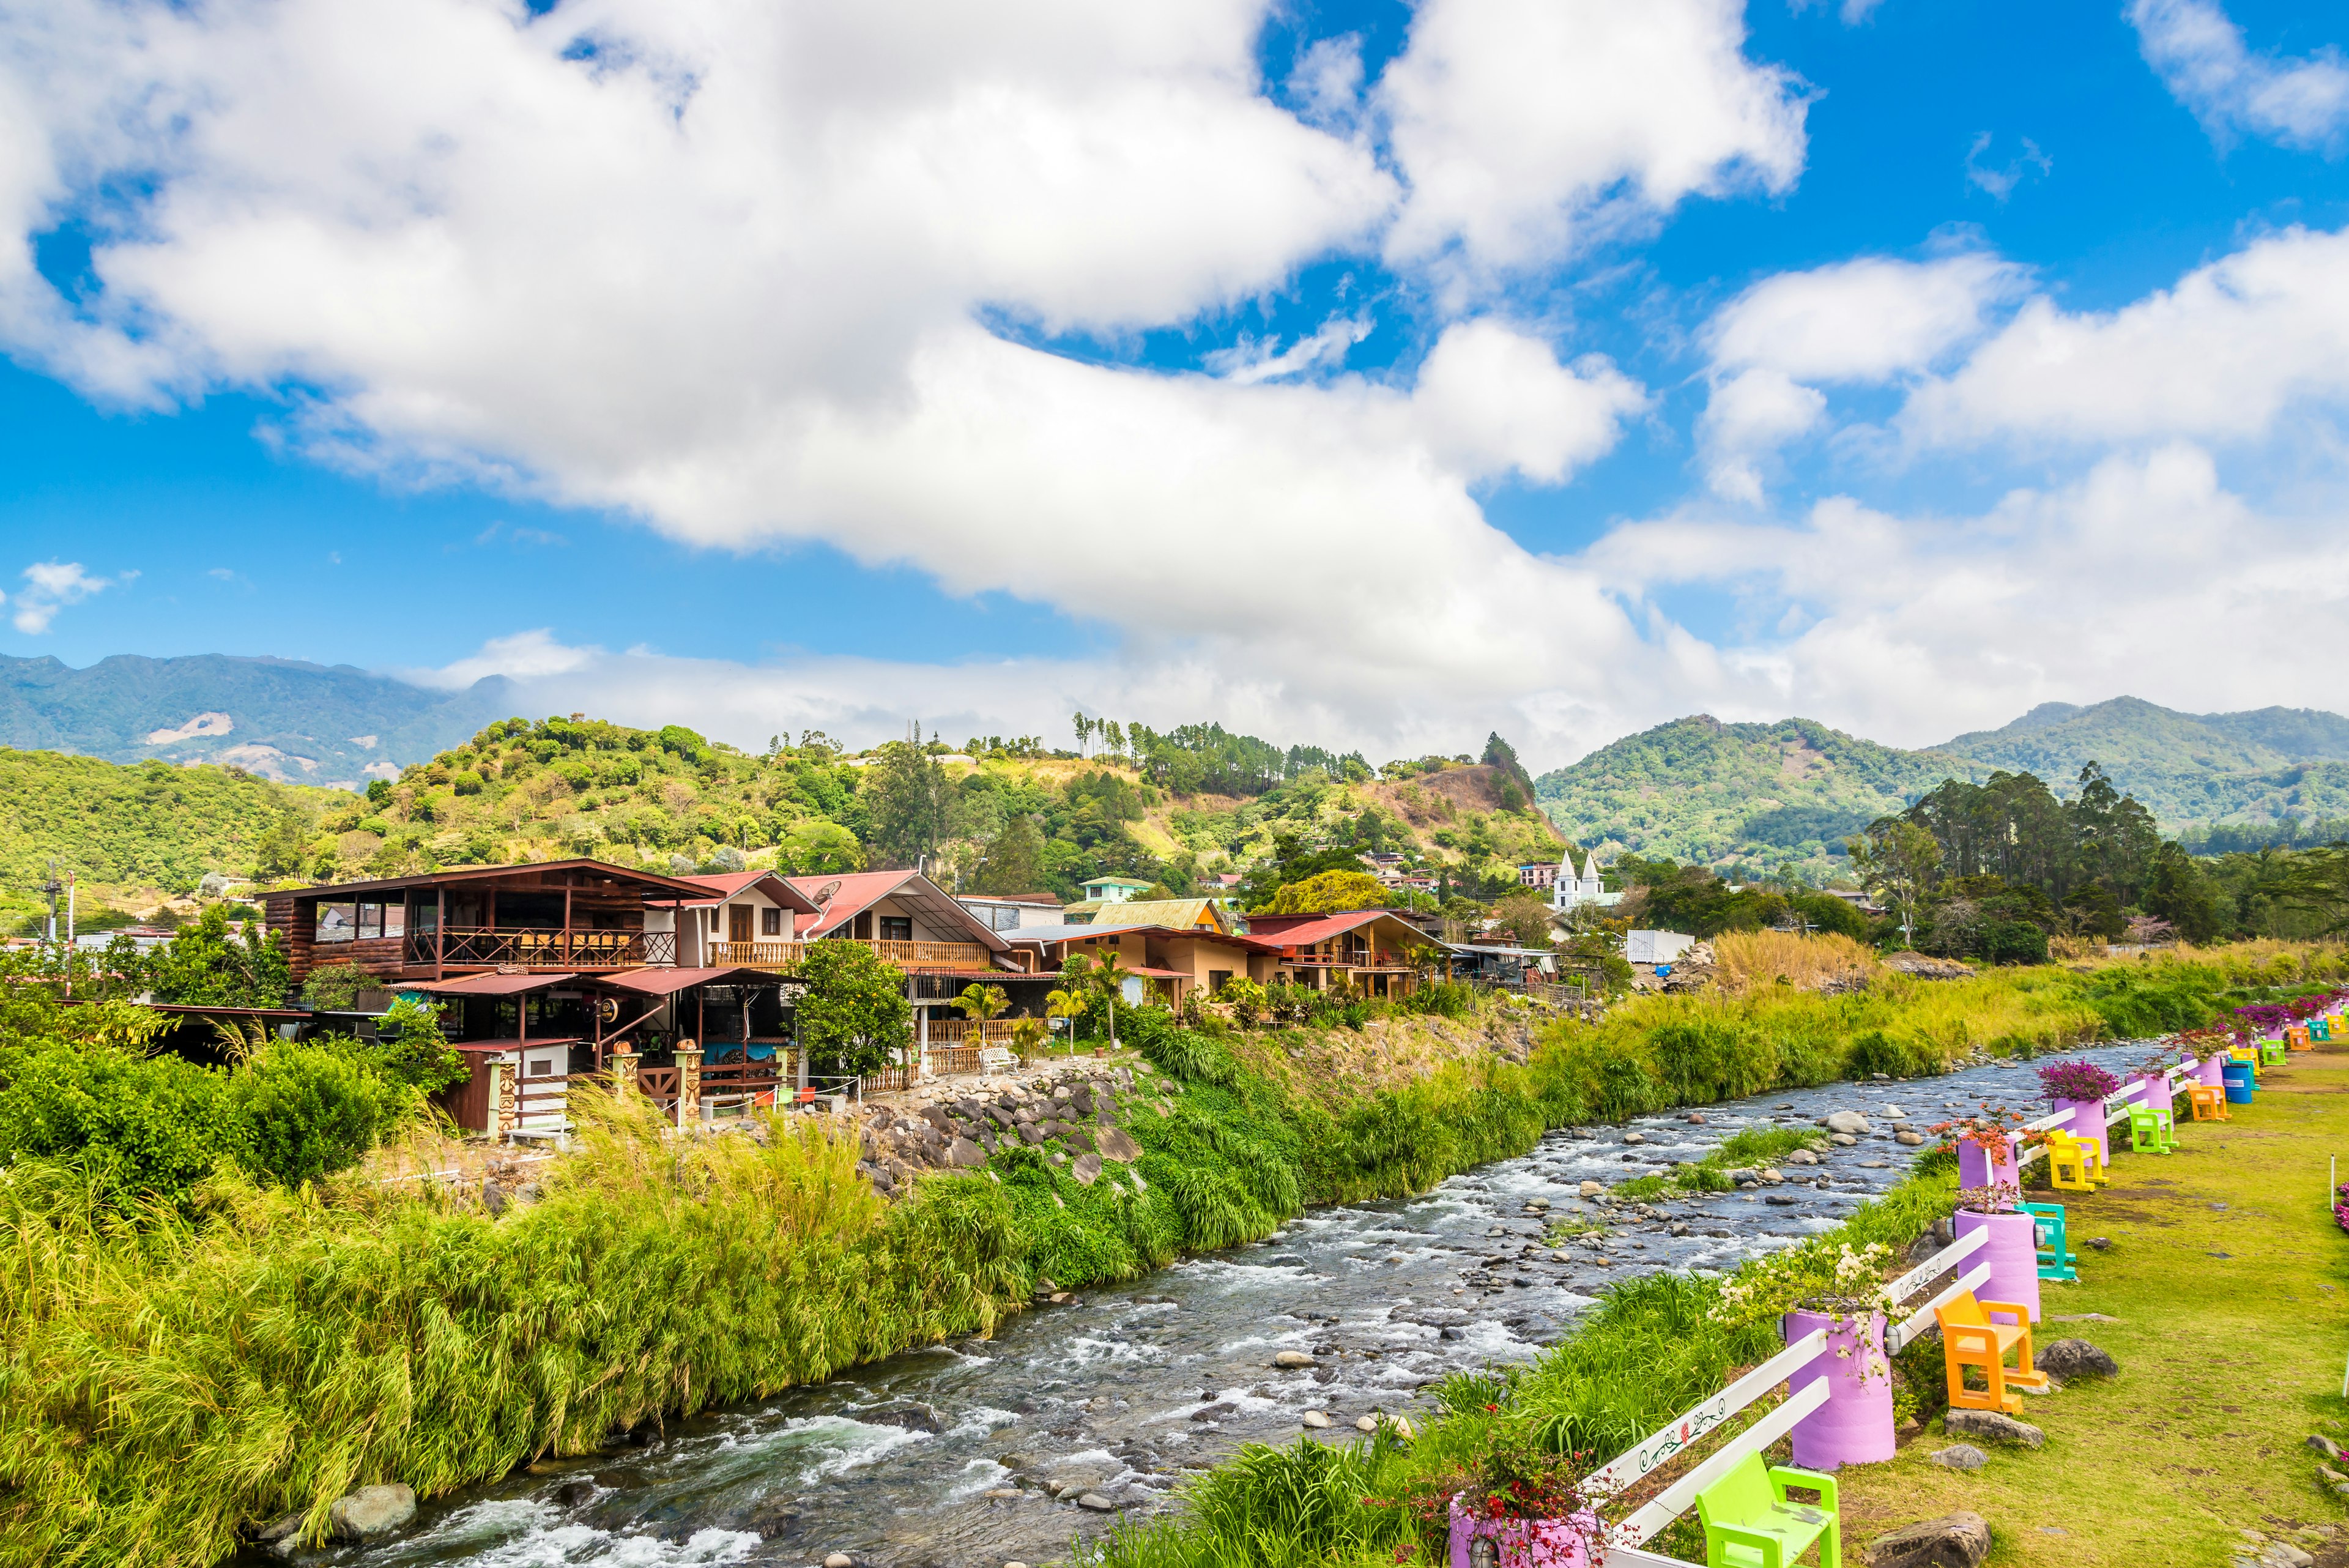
[1935,1291,2048,1414]
[2019,1200,2078,1282]
[2186,1083,2230,1121]
[2043,1129,2106,1192]
[2126,1104,2176,1154]
[2258,1039,2287,1068]
[1695,1450,1842,1568]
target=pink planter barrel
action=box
[1954,1208,2040,1323]
[2048,1098,2106,1168]
[1447,1502,1594,1567]
[1783,1309,1894,1470]
[2197,1053,2226,1090]
[1955,1135,2019,1194]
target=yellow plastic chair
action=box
[2044,1129,2106,1192]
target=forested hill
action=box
[0,652,511,788]
[1537,698,2349,877]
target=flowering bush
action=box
[2336,1181,2349,1238]
[1376,1429,1607,1564]
[2037,1059,2120,1102]
[1710,1238,1899,1331]
[1926,1105,2033,1164]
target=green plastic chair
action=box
[1696,1450,1842,1568]
[2258,1039,2286,1068]
[2126,1105,2176,1154]
[2020,1200,2078,1281]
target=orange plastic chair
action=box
[2186,1083,2230,1122]
[1935,1291,2048,1414]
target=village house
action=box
[1003,920,1279,1009]
[1245,908,1442,997]
[954,891,1064,932]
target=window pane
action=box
[357,903,382,940]
[382,904,406,938]
[761,907,782,936]
[317,903,357,943]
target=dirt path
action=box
[1834,1044,2349,1566]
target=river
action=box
[280,1041,2154,1568]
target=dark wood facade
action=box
[264,859,710,984]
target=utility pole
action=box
[39,860,61,946]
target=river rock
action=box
[1928,1444,1988,1471]
[1578,1181,1604,1197]
[1302,1411,1332,1428]
[1830,1132,1859,1146]
[1356,1415,1379,1432]
[327,1484,416,1541]
[1865,1511,1992,1567]
[867,1400,945,1433]
[1895,1131,1925,1146]
[1785,1149,1819,1165]
[2310,1434,2346,1460]
[1075,1493,1118,1512]
[1943,1408,2043,1447]
[1274,1350,1318,1368]
[1097,1126,1141,1162]
[1825,1111,1872,1135]
[2036,1339,2118,1380]
[1622,1131,1646,1144]
[1071,1153,1104,1185]
[944,1137,987,1169]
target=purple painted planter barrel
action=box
[1954,1208,2040,1322]
[2048,1098,2107,1167]
[1447,1502,1594,1567]
[2197,1053,2227,1090]
[1954,1135,2019,1194]
[1783,1309,1894,1470]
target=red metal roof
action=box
[409,972,582,996]
[599,966,790,997]
[1250,910,1411,949]
[678,871,822,913]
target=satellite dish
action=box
[812,880,843,906]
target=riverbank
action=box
[1829,1039,2349,1566]
[0,945,2332,1566]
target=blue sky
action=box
[2,0,2347,767]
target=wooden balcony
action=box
[410,927,677,970]
[924,1018,1017,1044]
[708,937,993,971]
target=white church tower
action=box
[1551,845,1622,913]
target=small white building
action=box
[1549,847,1624,914]
[955,891,1064,932]
[1625,929,1698,966]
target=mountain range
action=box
[0,653,513,790]
[1533,697,2349,872]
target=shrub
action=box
[229,1044,414,1188]
[1403,979,1476,1019]
[0,1042,245,1206]
[299,961,373,1012]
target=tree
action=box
[1249,869,1392,915]
[1046,953,1093,1053]
[1080,948,1135,1050]
[956,983,1009,1025]
[2142,841,2224,943]
[974,812,1047,893]
[2278,844,2349,934]
[862,740,948,869]
[793,940,912,1073]
[778,820,865,875]
[1847,818,1942,947]
[251,809,311,880]
[141,904,292,1007]
[1489,890,1558,950]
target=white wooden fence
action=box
[1582,1052,2212,1561]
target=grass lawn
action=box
[1831,1043,2349,1566]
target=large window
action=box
[761,907,784,937]
[317,902,357,943]
[879,916,913,943]
[321,901,408,943]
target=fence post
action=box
[676,1041,702,1128]
[612,1048,639,1097]
[1783,1309,1894,1470]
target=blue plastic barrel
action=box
[2222,1061,2255,1104]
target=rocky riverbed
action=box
[264,1042,2158,1568]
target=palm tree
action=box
[954,982,1010,1045]
[1084,949,1135,1052]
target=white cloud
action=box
[1586,444,2349,746]
[1203,313,1370,384]
[1904,225,2349,448]
[1378,0,1808,284]
[9,559,111,633]
[407,628,594,689]
[1697,250,2024,498]
[2129,0,2349,152]
[1962,132,2052,201]
[1405,319,1648,485]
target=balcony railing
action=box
[410,927,677,970]
[1292,949,1415,970]
[925,1018,1018,1044]
[708,938,993,970]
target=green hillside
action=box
[0,652,511,789]
[0,749,346,918]
[1536,697,2349,877]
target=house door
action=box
[729,905,753,945]
[518,1044,570,1130]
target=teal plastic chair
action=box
[2020,1200,2078,1282]
[1696,1450,1841,1568]
[2126,1105,2176,1154]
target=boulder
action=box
[1863,1511,1992,1567]
[1785,1149,1819,1166]
[1927,1444,1987,1471]
[1273,1350,1318,1369]
[1301,1411,1332,1429]
[1071,1153,1104,1186]
[2309,1433,2345,1460]
[1578,1181,1604,1197]
[1075,1493,1118,1512]
[1831,1132,1860,1147]
[1943,1408,2043,1447]
[1825,1111,1872,1136]
[1622,1131,1646,1145]
[327,1484,417,1542]
[944,1137,987,1169]
[866,1400,945,1433]
[2035,1339,2118,1381]
[825,1555,856,1568]
[1097,1126,1141,1162]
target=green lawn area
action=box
[1833,1044,2349,1566]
